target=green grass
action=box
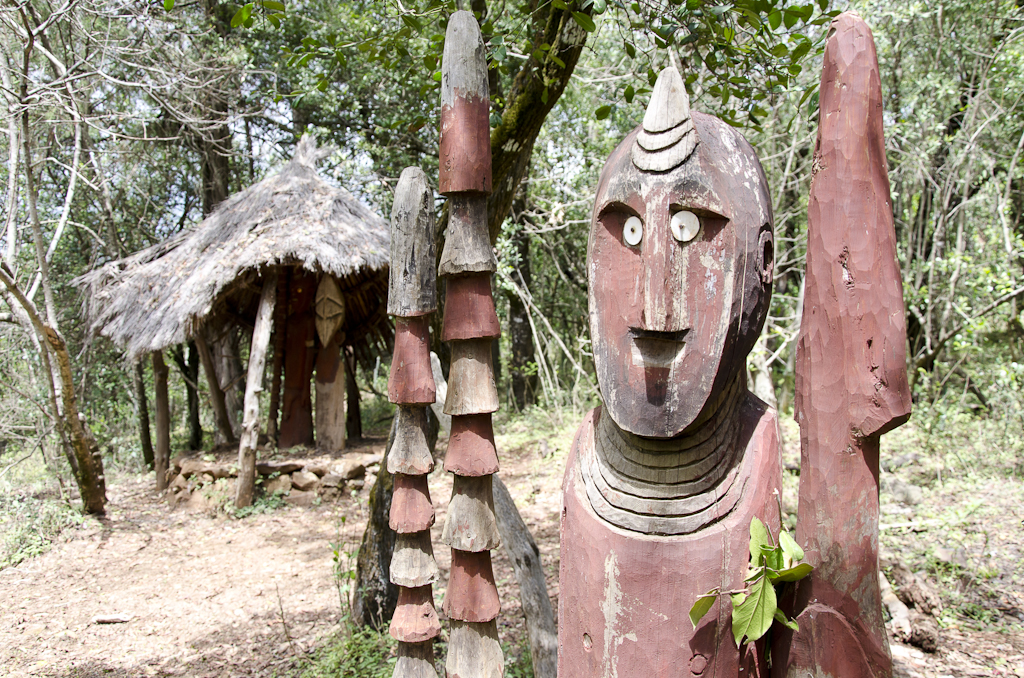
[302,621,398,678]
[0,493,83,570]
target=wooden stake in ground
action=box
[438,12,504,678]
[385,166,441,678]
[235,269,278,508]
[774,13,912,677]
[151,350,170,492]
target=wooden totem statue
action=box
[558,11,909,678]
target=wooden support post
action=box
[279,269,317,449]
[235,270,278,508]
[195,332,236,445]
[151,350,170,492]
[315,332,346,453]
[133,360,154,469]
[267,267,289,443]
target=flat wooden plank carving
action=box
[776,13,912,678]
[444,413,499,477]
[441,274,501,341]
[391,531,440,588]
[446,620,503,678]
[315,274,345,347]
[315,334,346,453]
[444,339,499,416]
[391,472,435,533]
[389,166,438,317]
[438,13,491,196]
[443,549,500,622]
[390,584,442,643]
[388,406,435,475]
[442,474,500,552]
[390,316,437,405]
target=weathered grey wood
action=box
[315,335,346,453]
[442,474,500,552]
[133,361,154,469]
[194,332,236,444]
[388,406,434,475]
[641,65,691,133]
[393,640,438,678]
[493,475,557,678]
[315,274,345,346]
[389,167,437,317]
[429,352,451,432]
[267,268,288,442]
[391,530,440,587]
[446,620,504,678]
[444,339,498,416]
[235,270,277,508]
[438,195,496,276]
[630,66,698,173]
[151,350,170,492]
[441,12,488,108]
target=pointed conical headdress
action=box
[631,66,699,172]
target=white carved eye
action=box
[670,210,700,242]
[623,216,643,247]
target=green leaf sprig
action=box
[688,516,812,648]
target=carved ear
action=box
[757,227,774,285]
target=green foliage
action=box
[302,621,398,678]
[689,517,811,647]
[0,494,84,570]
[230,490,286,519]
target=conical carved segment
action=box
[444,339,498,416]
[441,274,500,341]
[391,473,436,533]
[390,317,436,405]
[393,640,438,678]
[389,167,437,317]
[444,413,499,476]
[388,406,435,475]
[391,530,440,587]
[631,66,698,173]
[439,11,491,195]
[443,549,500,622]
[446,620,503,678]
[438,195,496,276]
[390,585,442,643]
[442,474,500,552]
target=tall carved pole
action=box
[776,12,912,678]
[387,167,442,678]
[438,11,504,678]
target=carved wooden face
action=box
[589,112,774,438]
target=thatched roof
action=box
[75,137,391,362]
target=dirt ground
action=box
[1,418,1022,677]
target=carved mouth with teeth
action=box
[629,328,689,369]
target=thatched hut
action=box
[76,138,391,505]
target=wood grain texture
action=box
[391,530,440,588]
[390,316,436,405]
[444,339,499,416]
[443,549,500,622]
[442,474,500,552]
[388,406,435,475]
[438,11,491,195]
[279,270,317,449]
[444,413,499,477]
[391,472,435,534]
[315,274,345,346]
[315,334,346,453]
[441,274,500,341]
[151,350,170,492]
[235,271,277,507]
[446,620,503,678]
[777,13,912,678]
[438,195,496,276]
[390,584,442,643]
[389,167,438,317]
[493,475,557,678]
[393,640,438,678]
[195,332,236,444]
[266,269,289,442]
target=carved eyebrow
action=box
[670,178,729,219]
[597,200,641,220]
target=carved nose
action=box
[641,231,681,332]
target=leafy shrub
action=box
[0,494,83,569]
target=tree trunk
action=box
[235,272,277,508]
[267,267,289,443]
[279,270,317,449]
[152,351,170,492]
[315,333,346,453]
[133,360,154,469]
[345,345,362,442]
[493,475,557,678]
[186,341,202,450]
[195,332,237,445]
[214,329,244,432]
[353,409,438,628]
